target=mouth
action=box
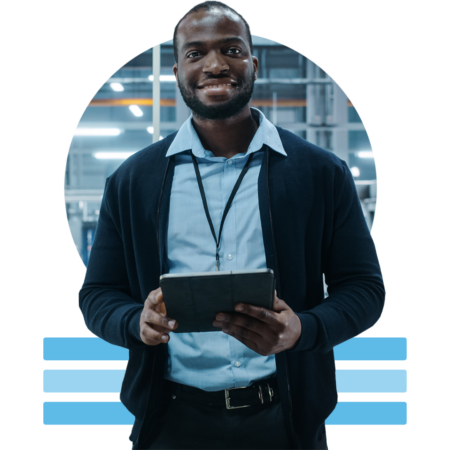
[196,79,238,92]
[197,83,236,91]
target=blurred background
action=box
[63,35,450,335]
[65,36,376,266]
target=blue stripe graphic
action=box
[336,370,407,392]
[326,402,407,425]
[334,338,407,360]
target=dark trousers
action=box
[133,381,328,450]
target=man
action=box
[79,2,385,449]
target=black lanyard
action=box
[190,150,254,271]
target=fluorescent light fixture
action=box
[357,151,374,158]
[94,152,136,160]
[74,128,121,136]
[110,82,124,92]
[129,105,144,117]
[350,166,360,177]
[148,74,177,82]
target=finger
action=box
[214,312,265,335]
[140,323,170,345]
[233,303,278,324]
[142,308,177,331]
[146,288,163,308]
[272,295,289,312]
[145,288,169,316]
[221,324,264,355]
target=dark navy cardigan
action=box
[80,127,385,449]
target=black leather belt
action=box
[163,376,280,410]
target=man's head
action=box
[172,1,258,120]
[172,0,253,63]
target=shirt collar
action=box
[165,107,287,158]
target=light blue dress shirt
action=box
[164,108,287,391]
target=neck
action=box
[191,106,259,159]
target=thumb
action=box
[273,291,287,312]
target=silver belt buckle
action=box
[225,386,251,410]
[225,382,274,409]
[257,383,274,404]
[267,382,274,402]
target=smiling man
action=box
[79,2,385,449]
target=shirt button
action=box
[227,254,233,260]
[234,361,241,367]
[227,160,233,165]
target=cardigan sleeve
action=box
[79,178,147,350]
[290,161,385,354]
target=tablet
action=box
[159,269,275,333]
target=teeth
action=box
[203,84,232,89]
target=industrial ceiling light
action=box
[129,105,144,117]
[357,151,374,158]
[110,82,124,92]
[350,167,360,177]
[148,75,177,82]
[74,128,121,136]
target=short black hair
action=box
[173,1,253,63]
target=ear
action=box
[252,56,259,80]
[172,63,179,87]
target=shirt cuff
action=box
[287,313,319,352]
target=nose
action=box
[202,50,229,75]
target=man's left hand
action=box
[212,292,302,356]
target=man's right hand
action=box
[140,288,178,345]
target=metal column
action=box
[152,45,161,143]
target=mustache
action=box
[202,74,232,79]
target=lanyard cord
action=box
[190,150,254,271]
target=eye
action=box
[187,51,201,58]
[226,48,241,55]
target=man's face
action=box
[173,8,258,120]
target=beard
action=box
[178,71,255,120]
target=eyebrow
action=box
[181,36,247,52]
